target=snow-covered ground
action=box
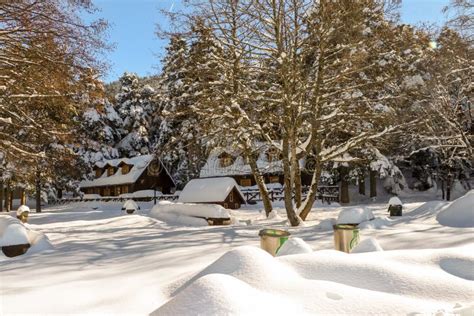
[1,191,473,315]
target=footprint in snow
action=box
[326,292,342,300]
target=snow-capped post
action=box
[16,205,30,223]
[388,196,403,216]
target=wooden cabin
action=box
[80,155,175,196]
[178,177,245,209]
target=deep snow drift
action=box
[0,191,473,315]
[154,245,474,315]
[437,190,474,228]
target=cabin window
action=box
[122,185,129,194]
[95,169,102,178]
[116,186,121,196]
[269,176,280,183]
[229,192,234,202]
[240,179,252,187]
[266,148,280,163]
[122,164,130,174]
[94,188,100,194]
[104,188,110,196]
[220,157,234,168]
[107,167,115,176]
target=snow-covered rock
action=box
[0,215,53,255]
[336,207,374,225]
[276,237,313,256]
[0,216,29,247]
[436,190,474,228]
[351,237,384,253]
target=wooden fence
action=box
[241,185,340,204]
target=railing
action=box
[50,194,179,205]
[241,185,340,204]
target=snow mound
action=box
[122,200,139,211]
[336,207,374,224]
[388,196,402,206]
[152,212,209,226]
[351,237,383,253]
[0,216,29,246]
[276,237,313,257]
[155,246,474,315]
[436,190,474,228]
[151,202,230,219]
[0,215,53,254]
[16,205,30,216]
[267,209,281,220]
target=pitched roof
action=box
[178,177,244,203]
[80,155,166,188]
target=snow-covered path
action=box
[1,196,473,315]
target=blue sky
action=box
[87,0,449,83]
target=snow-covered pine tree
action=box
[115,72,157,157]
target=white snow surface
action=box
[437,190,474,228]
[388,196,403,206]
[16,204,30,216]
[1,191,473,315]
[336,207,375,224]
[276,237,313,256]
[151,201,230,221]
[351,237,384,253]
[178,177,243,203]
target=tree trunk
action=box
[340,166,350,204]
[20,189,26,205]
[446,174,452,201]
[247,154,273,216]
[36,169,42,213]
[282,138,300,226]
[0,180,3,212]
[299,159,322,221]
[4,182,11,212]
[358,175,366,195]
[289,132,302,208]
[441,179,445,200]
[369,170,377,198]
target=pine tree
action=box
[115,72,157,157]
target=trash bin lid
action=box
[259,229,291,237]
[333,224,359,230]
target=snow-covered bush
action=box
[337,207,374,225]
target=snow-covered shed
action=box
[178,177,246,209]
[80,155,175,196]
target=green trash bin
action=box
[333,224,360,253]
[259,229,290,256]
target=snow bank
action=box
[336,207,374,224]
[351,237,383,253]
[436,190,474,228]
[276,237,313,256]
[150,202,231,226]
[0,215,53,254]
[155,246,474,315]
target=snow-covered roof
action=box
[80,155,155,188]
[178,177,244,203]
[200,146,284,178]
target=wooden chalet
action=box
[80,155,175,196]
[199,147,311,187]
[178,177,245,209]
